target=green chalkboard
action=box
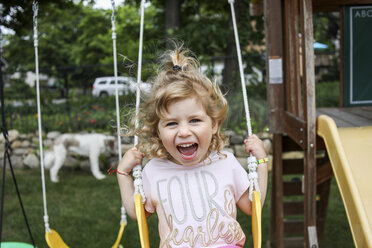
[343,6,372,106]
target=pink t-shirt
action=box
[142,150,250,248]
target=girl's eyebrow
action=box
[189,113,206,119]
[159,117,176,123]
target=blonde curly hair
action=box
[129,47,228,160]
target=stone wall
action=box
[0,130,272,172]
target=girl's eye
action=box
[190,119,201,123]
[166,122,177,127]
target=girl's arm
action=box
[117,147,145,220]
[237,134,268,214]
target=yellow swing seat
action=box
[45,229,69,248]
[252,191,262,248]
[135,194,150,248]
[112,221,126,248]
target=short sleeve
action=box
[230,155,250,201]
[142,167,155,213]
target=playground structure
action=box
[263,0,372,247]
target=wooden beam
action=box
[284,201,304,215]
[284,111,307,148]
[270,134,284,247]
[313,0,372,12]
[340,8,345,107]
[284,219,304,234]
[283,181,303,196]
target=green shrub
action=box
[4,79,35,100]
[225,83,268,134]
[316,81,340,107]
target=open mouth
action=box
[177,143,198,160]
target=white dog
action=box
[44,133,116,182]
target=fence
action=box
[4,95,135,134]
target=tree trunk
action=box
[165,0,181,48]
[222,0,241,91]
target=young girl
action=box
[117,48,268,248]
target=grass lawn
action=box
[1,168,353,247]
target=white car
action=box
[92,76,151,97]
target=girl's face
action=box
[157,96,217,166]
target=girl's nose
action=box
[178,124,191,137]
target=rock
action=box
[11,140,22,149]
[224,147,234,154]
[230,135,244,145]
[80,160,91,172]
[267,155,273,171]
[32,137,40,145]
[47,131,61,140]
[234,144,247,157]
[258,132,271,139]
[43,139,53,147]
[121,144,133,154]
[21,140,31,148]
[263,139,272,155]
[23,153,39,169]
[236,157,248,170]
[8,130,20,143]
[13,148,28,156]
[63,156,80,168]
[121,136,133,144]
[8,155,24,169]
[19,134,28,139]
[223,130,235,137]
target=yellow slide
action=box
[317,115,372,247]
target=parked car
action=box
[92,76,152,97]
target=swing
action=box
[32,1,127,247]
[132,0,262,247]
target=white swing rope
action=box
[228,0,260,201]
[33,1,51,233]
[132,0,147,202]
[110,0,127,226]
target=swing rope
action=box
[228,0,260,201]
[32,1,51,234]
[133,1,150,248]
[33,1,128,247]
[110,1,127,247]
[132,0,146,202]
[33,3,69,246]
[110,0,127,228]
[228,1,262,247]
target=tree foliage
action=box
[3,0,265,93]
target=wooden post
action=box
[264,0,284,247]
[264,0,284,134]
[300,0,317,247]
